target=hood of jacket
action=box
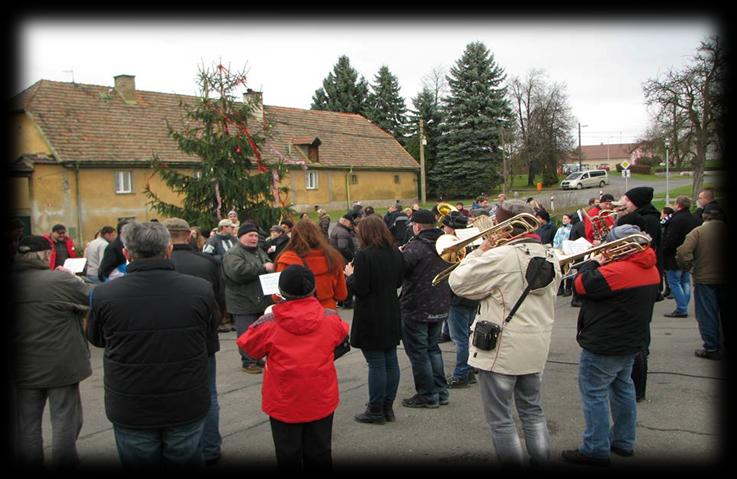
[415,227,444,245]
[272,296,325,335]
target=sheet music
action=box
[63,257,87,274]
[258,272,281,296]
[561,237,592,256]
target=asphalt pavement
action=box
[43,289,729,472]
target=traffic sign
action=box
[620,160,630,170]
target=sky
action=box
[17,16,718,147]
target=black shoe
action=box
[611,446,634,457]
[694,348,721,360]
[655,293,665,302]
[439,334,452,343]
[570,299,582,308]
[439,396,449,406]
[664,311,688,318]
[447,375,470,389]
[562,290,573,297]
[204,454,222,466]
[401,394,439,408]
[561,449,610,466]
[383,402,396,422]
[636,396,646,403]
[354,403,386,425]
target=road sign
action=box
[620,160,630,170]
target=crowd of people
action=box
[9,187,726,471]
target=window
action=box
[393,175,400,184]
[350,174,358,185]
[115,171,133,194]
[306,170,318,190]
[308,145,319,163]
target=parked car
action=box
[596,163,611,171]
[560,169,609,190]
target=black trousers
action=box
[269,413,333,472]
[631,350,648,400]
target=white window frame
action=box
[305,170,319,190]
[114,171,133,194]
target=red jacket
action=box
[237,297,349,423]
[584,206,616,242]
[43,234,76,269]
[273,249,348,309]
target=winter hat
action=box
[410,209,436,225]
[599,193,615,203]
[442,211,469,230]
[703,203,724,217]
[218,219,234,228]
[605,224,645,243]
[494,199,535,224]
[163,218,191,232]
[237,223,259,237]
[624,187,654,208]
[17,235,52,253]
[278,265,316,300]
[342,211,358,223]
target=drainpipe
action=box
[75,162,84,246]
[345,166,353,211]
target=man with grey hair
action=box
[12,235,93,469]
[87,221,218,468]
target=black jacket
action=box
[661,209,700,271]
[170,243,223,355]
[399,229,452,323]
[569,217,585,242]
[347,246,406,349]
[574,248,659,355]
[329,223,357,262]
[98,236,126,281]
[87,258,218,429]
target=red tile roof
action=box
[568,143,639,163]
[14,79,419,170]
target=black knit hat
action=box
[18,235,52,253]
[410,209,436,225]
[625,187,653,208]
[237,223,259,237]
[441,211,468,229]
[278,265,316,300]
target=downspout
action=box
[75,161,84,247]
[345,166,353,211]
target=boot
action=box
[383,401,396,422]
[354,403,386,425]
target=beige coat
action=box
[448,239,561,375]
[676,219,727,284]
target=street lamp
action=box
[496,118,507,194]
[664,139,670,206]
[577,122,588,170]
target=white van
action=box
[560,169,609,190]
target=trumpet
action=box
[431,213,543,286]
[557,233,651,278]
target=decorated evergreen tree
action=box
[144,62,292,232]
[311,55,369,114]
[431,42,513,198]
[405,87,445,195]
[366,65,407,142]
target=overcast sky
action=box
[18,16,717,146]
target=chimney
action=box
[114,74,137,104]
[244,89,264,128]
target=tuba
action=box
[435,202,458,227]
[431,212,543,286]
[557,232,651,279]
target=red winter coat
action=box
[43,234,76,270]
[273,249,348,309]
[237,297,349,423]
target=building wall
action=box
[12,113,52,158]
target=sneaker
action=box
[561,449,610,466]
[664,311,688,318]
[447,375,470,389]
[401,394,439,409]
[439,397,449,406]
[242,364,263,374]
[611,446,634,457]
[694,348,721,360]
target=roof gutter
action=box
[345,166,353,211]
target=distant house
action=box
[10,75,419,242]
[566,143,644,170]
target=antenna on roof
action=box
[63,69,75,84]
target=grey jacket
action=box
[222,243,274,314]
[12,257,93,388]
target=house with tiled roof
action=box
[565,143,645,170]
[11,75,419,242]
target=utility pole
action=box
[577,122,582,171]
[419,119,427,204]
[500,125,507,195]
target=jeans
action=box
[15,384,83,469]
[694,283,723,351]
[477,371,550,466]
[401,319,448,402]
[113,418,205,469]
[200,355,221,461]
[665,269,692,314]
[447,304,475,379]
[361,348,400,406]
[234,313,262,367]
[269,414,333,472]
[578,349,637,459]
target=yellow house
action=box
[11,75,420,246]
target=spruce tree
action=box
[366,65,407,142]
[431,42,512,198]
[311,55,369,114]
[144,62,292,232]
[405,87,444,195]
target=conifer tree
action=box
[144,62,292,232]
[431,42,513,198]
[311,55,369,114]
[366,65,407,142]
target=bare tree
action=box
[422,65,449,107]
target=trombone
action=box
[431,213,543,286]
[557,233,651,279]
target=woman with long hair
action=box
[274,220,348,309]
[344,215,406,424]
[189,226,206,251]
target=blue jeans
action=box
[361,348,400,406]
[447,304,475,379]
[578,349,637,459]
[665,269,691,314]
[113,418,206,469]
[694,283,723,351]
[401,319,448,402]
[200,355,221,461]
